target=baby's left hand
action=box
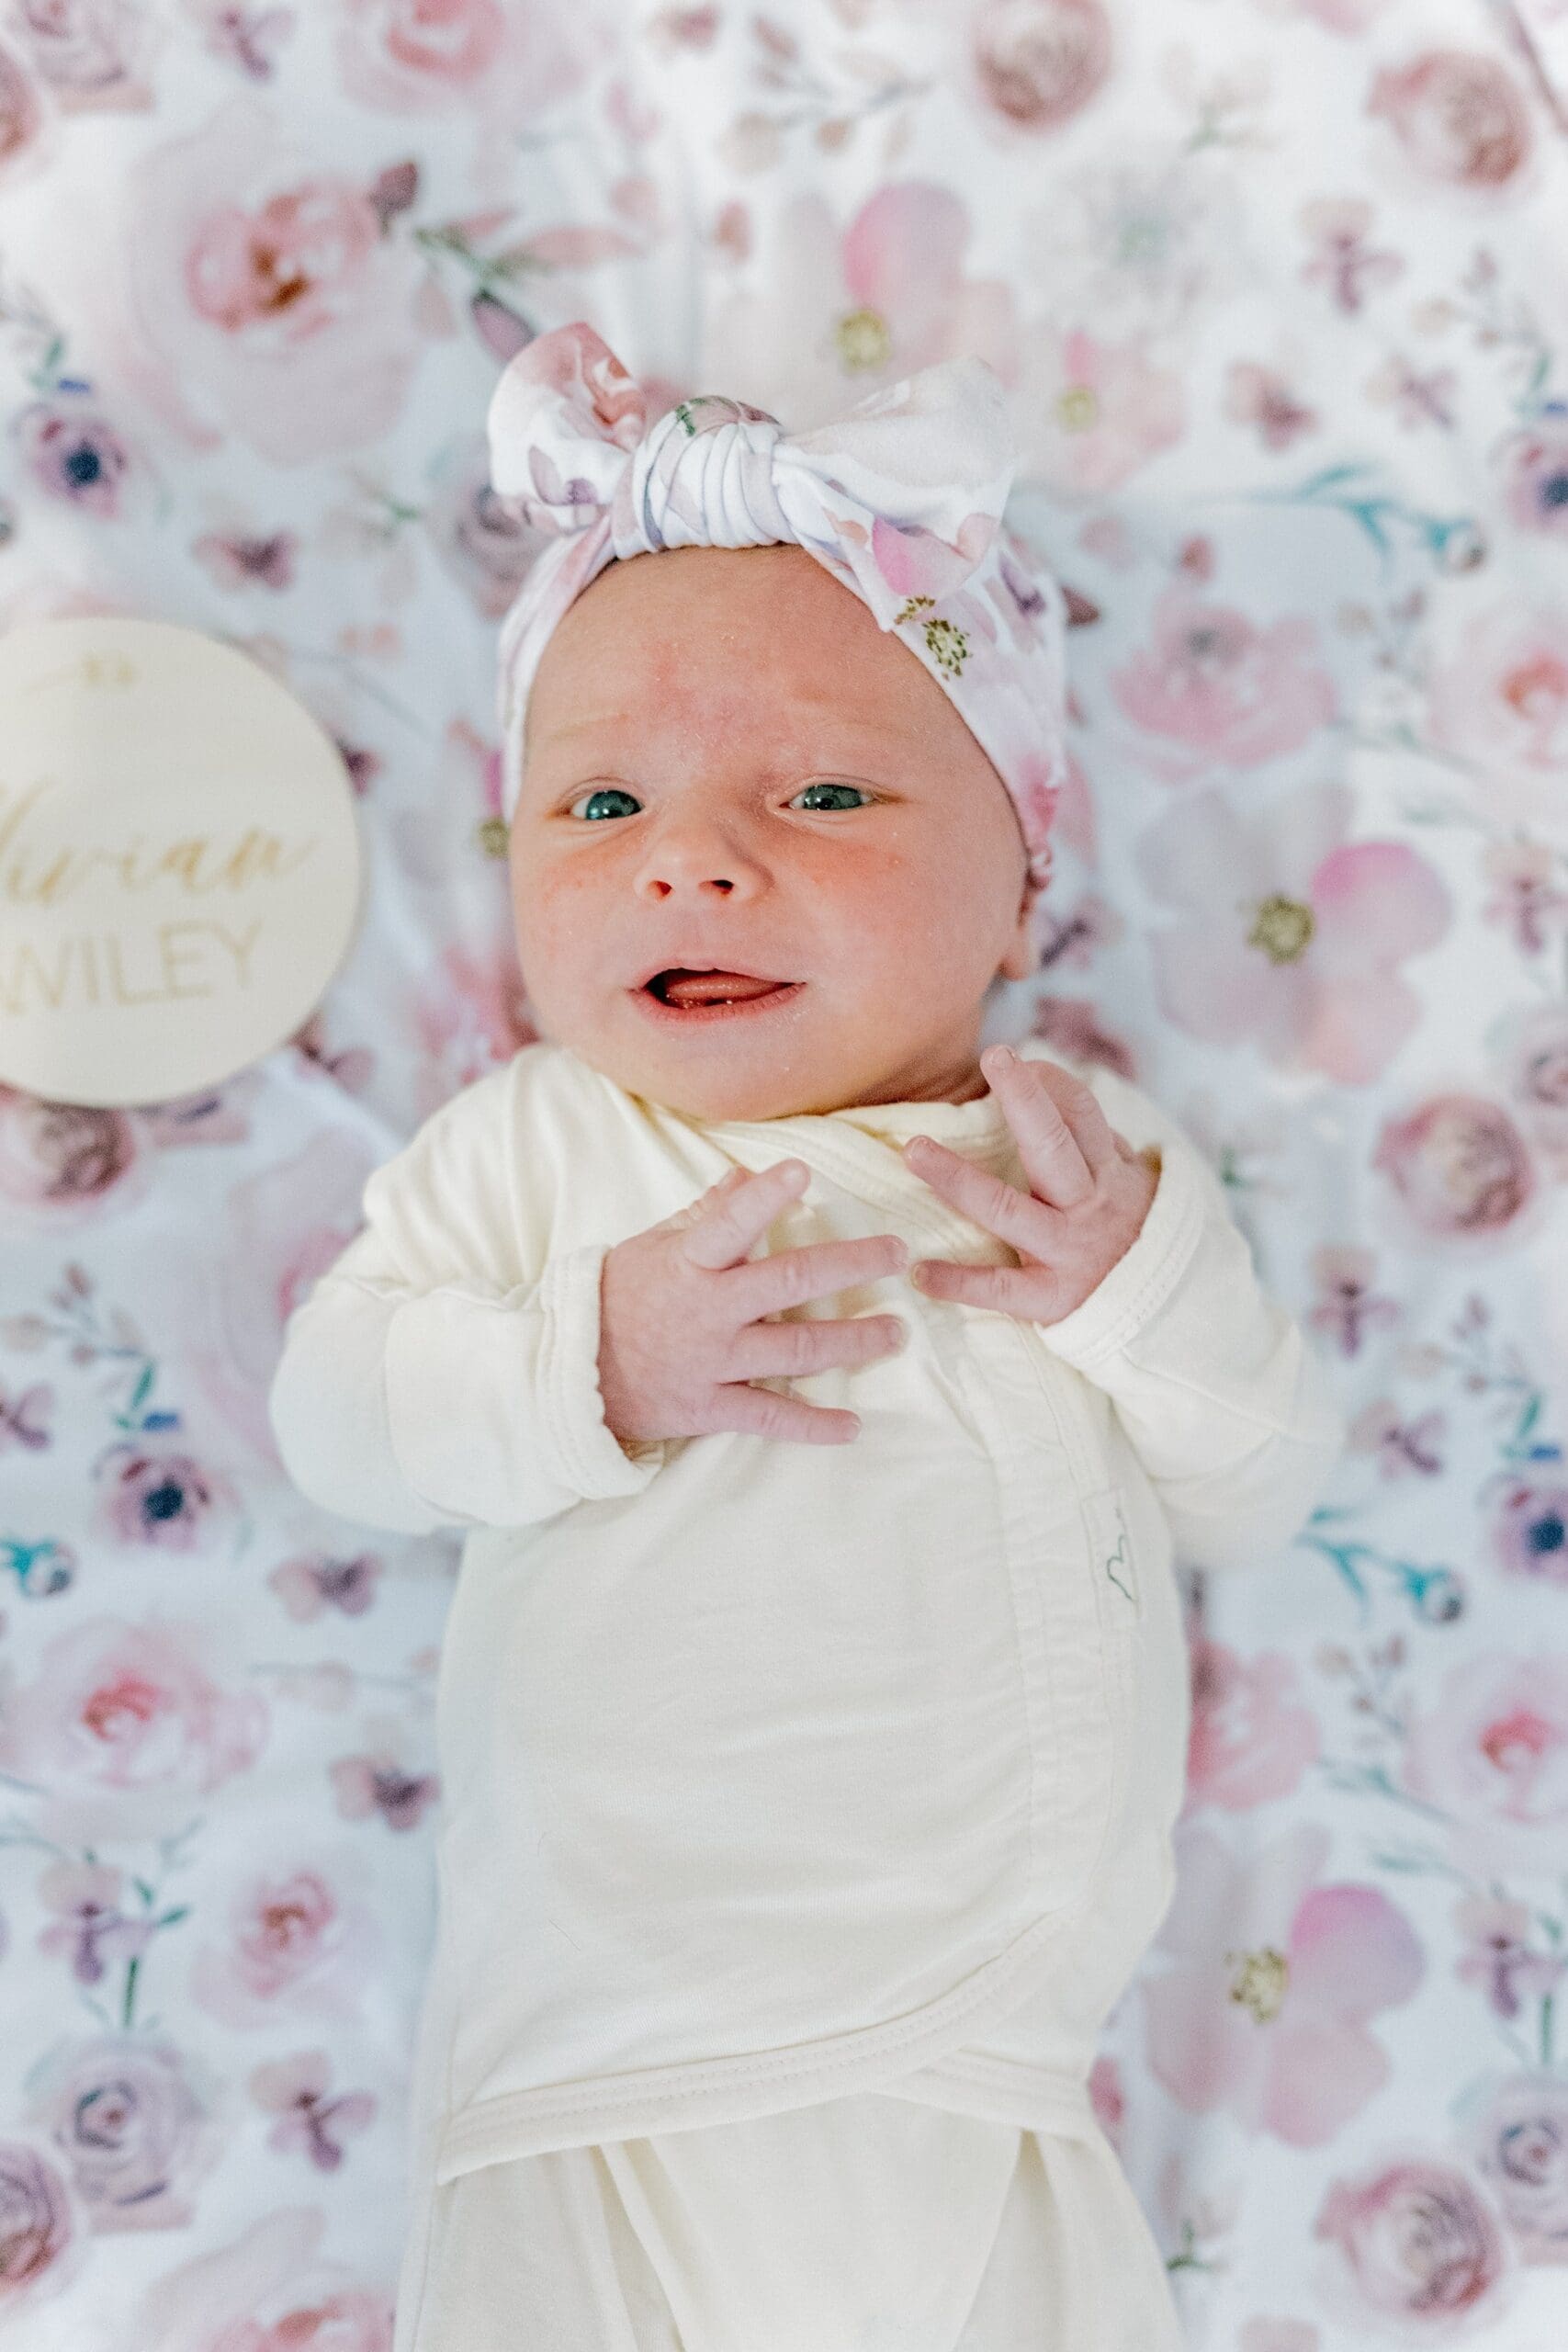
[901,1045,1159,1328]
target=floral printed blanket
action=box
[1,3,1565,2346]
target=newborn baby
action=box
[268,323,1345,2352]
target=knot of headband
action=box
[485,321,1068,899]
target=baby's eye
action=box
[790,783,872,811]
[566,786,641,821]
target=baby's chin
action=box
[548,1004,985,1121]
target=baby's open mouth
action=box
[646,968,795,1008]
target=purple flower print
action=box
[37,1861,157,1988]
[15,401,130,516]
[1306,1245,1402,1358]
[1498,410,1568,537]
[1314,2158,1506,2319]
[0,2141,75,2295]
[92,1441,238,1552]
[329,1750,440,1833]
[1488,1478,1568,1587]
[268,1550,382,1621]
[250,2050,376,2172]
[1464,2075,1568,2264]
[1134,782,1452,1085]
[1454,1895,1566,2026]
[25,2033,212,2233]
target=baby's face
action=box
[508,543,1038,1122]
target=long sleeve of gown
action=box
[1034,1062,1346,1575]
[267,1071,668,1536]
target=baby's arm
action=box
[267,1068,665,1536]
[1035,1060,1346,1574]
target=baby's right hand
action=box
[597,1161,910,1448]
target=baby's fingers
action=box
[681,1160,808,1272]
[701,1381,862,1445]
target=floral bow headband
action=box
[485,321,1068,900]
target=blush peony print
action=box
[1135,782,1452,1084]
[1401,1652,1568,1875]
[0,1618,267,1834]
[189,1857,381,2030]
[1142,1822,1424,2146]
[1111,589,1336,770]
[116,97,427,460]
[1186,1640,1322,1813]
[1427,598,1568,826]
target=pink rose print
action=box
[1489,1001,1568,1177]
[0,45,42,174]
[1187,1641,1320,1811]
[1135,782,1452,1085]
[1373,1094,1536,1242]
[1402,1651,1568,1874]
[119,98,426,461]
[0,2142,75,2305]
[968,0,1111,135]
[1368,51,1534,188]
[1427,600,1568,825]
[1480,842,1568,961]
[1014,325,1183,496]
[24,2034,214,2233]
[190,1860,379,2030]
[0,1091,144,1228]
[16,398,132,515]
[1462,2074,1568,2264]
[1314,2157,1506,2319]
[11,1,148,108]
[1485,1476,1568,1588]
[1142,1822,1424,2147]
[92,1440,242,1554]
[1497,412,1568,538]
[335,0,590,130]
[0,1617,266,1805]
[1111,589,1336,769]
[704,184,1019,432]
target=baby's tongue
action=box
[661,970,782,1006]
